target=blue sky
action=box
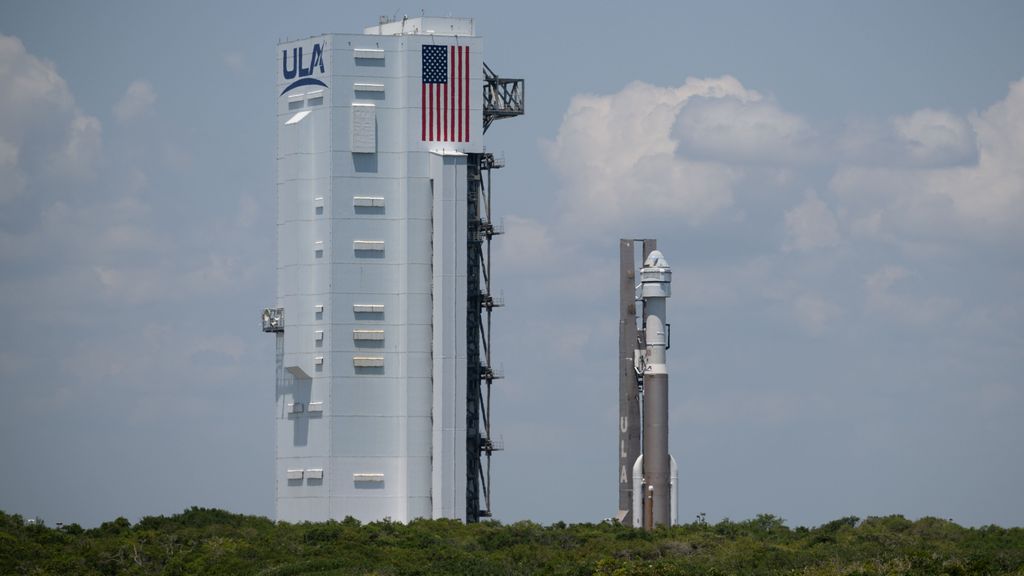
[1,1,1022,528]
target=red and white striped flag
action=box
[422,44,470,142]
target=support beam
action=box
[618,241,640,524]
[482,62,524,133]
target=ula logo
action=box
[281,43,328,96]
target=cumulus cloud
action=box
[0,35,76,127]
[58,114,102,179]
[113,80,157,122]
[0,137,25,201]
[893,108,975,165]
[674,96,817,164]
[839,110,976,168]
[0,35,247,309]
[783,191,840,252]
[833,79,1024,239]
[0,34,102,192]
[542,77,760,231]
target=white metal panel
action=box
[287,469,304,480]
[352,240,384,252]
[308,401,324,412]
[405,375,433,418]
[330,377,402,417]
[330,262,401,293]
[352,356,384,367]
[352,196,385,207]
[285,110,310,125]
[333,220,400,261]
[430,152,469,519]
[351,105,376,153]
[407,416,432,459]
[352,329,384,341]
[330,416,402,457]
[406,218,432,265]
[330,151,407,178]
[305,468,325,479]
[365,16,475,36]
[275,411,330,455]
[276,179,329,223]
[353,48,385,59]
[352,304,384,313]
[405,323,433,354]
[278,158,331,187]
[306,89,325,107]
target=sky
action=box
[1,1,1022,529]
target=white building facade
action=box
[270,17,484,523]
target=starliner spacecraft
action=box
[618,240,678,529]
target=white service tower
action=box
[263,17,523,524]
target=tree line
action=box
[2,508,1022,575]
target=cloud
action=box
[113,80,156,123]
[544,71,1024,249]
[833,78,1024,240]
[839,109,976,168]
[674,96,817,165]
[0,35,76,125]
[58,114,102,179]
[0,137,25,201]
[783,191,840,252]
[0,35,255,311]
[893,108,975,165]
[542,77,759,232]
[0,34,102,193]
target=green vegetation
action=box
[2,509,1022,575]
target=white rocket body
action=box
[631,250,678,528]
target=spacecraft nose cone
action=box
[643,250,669,269]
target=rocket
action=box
[618,241,678,529]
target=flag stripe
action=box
[458,45,462,141]
[464,45,468,142]
[449,45,454,142]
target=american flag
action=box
[422,44,469,142]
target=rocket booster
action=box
[618,242,678,529]
[640,250,672,528]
